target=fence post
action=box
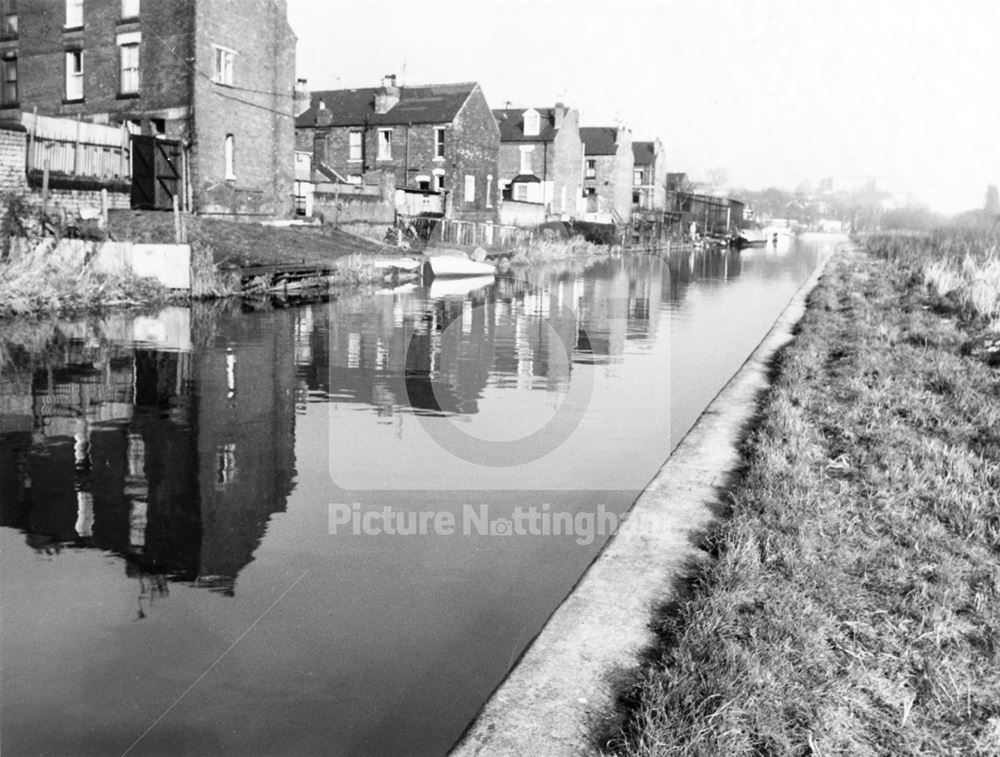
[100,189,108,229]
[173,195,181,243]
[73,114,82,176]
[27,107,37,174]
[41,158,50,218]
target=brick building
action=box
[492,104,584,219]
[295,76,500,220]
[580,125,633,224]
[631,138,667,214]
[0,0,296,216]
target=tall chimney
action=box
[553,102,567,130]
[294,78,311,116]
[316,98,332,127]
[375,74,400,114]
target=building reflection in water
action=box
[0,306,296,610]
[0,249,737,613]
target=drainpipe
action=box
[543,142,549,213]
[405,122,410,190]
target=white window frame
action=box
[433,127,445,160]
[121,0,139,18]
[633,168,643,187]
[65,49,83,100]
[464,174,475,203]
[377,128,392,161]
[519,145,534,175]
[433,171,445,192]
[348,130,362,162]
[65,0,83,28]
[486,174,493,208]
[212,44,235,86]
[585,158,596,178]
[224,134,235,180]
[117,32,141,94]
[513,183,529,202]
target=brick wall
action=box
[449,86,500,219]
[193,0,295,217]
[2,0,196,137]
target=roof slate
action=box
[632,141,656,166]
[580,127,620,156]
[296,82,478,128]
[492,108,558,142]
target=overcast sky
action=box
[287,0,999,214]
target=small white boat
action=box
[423,255,496,279]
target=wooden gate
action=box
[131,136,182,210]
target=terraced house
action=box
[492,103,584,219]
[295,76,500,221]
[580,125,633,224]
[0,0,296,216]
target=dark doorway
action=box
[131,135,182,210]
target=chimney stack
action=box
[554,102,567,130]
[294,78,311,116]
[316,98,332,127]
[375,74,400,114]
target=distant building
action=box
[0,0,297,216]
[631,139,667,213]
[295,76,499,220]
[492,104,584,219]
[580,125,633,224]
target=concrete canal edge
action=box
[449,242,841,757]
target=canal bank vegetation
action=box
[0,238,170,317]
[602,233,1000,755]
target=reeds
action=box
[0,242,168,317]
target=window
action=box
[65,0,83,28]
[377,128,392,160]
[486,174,493,208]
[121,0,139,18]
[434,127,445,159]
[519,145,533,175]
[585,159,596,178]
[633,168,643,187]
[348,130,362,161]
[514,183,529,202]
[1,54,15,106]
[224,134,235,180]
[65,50,83,100]
[213,45,235,86]
[433,173,444,192]
[1,0,17,37]
[118,32,140,94]
[464,174,475,203]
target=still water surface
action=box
[0,236,831,756]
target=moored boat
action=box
[423,255,497,279]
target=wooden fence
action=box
[23,113,130,180]
[435,218,534,248]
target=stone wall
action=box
[0,123,27,194]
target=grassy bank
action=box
[0,242,169,317]
[106,210,386,268]
[602,235,1000,755]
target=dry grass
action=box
[0,242,169,317]
[601,248,1000,756]
[513,232,604,264]
[866,229,1000,326]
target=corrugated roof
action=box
[632,141,656,166]
[492,108,558,142]
[296,82,478,128]
[580,127,620,156]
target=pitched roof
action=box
[492,108,558,142]
[632,141,656,166]
[296,82,478,128]
[580,127,620,156]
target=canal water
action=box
[0,235,831,756]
